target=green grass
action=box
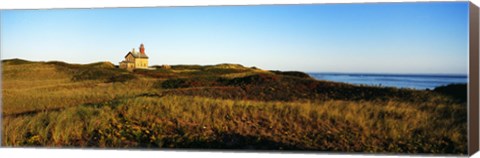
[1,59,468,154]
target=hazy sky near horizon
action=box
[0,2,469,74]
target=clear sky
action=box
[0,2,469,74]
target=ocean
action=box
[308,73,468,90]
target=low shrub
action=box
[2,58,34,65]
[71,68,118,82]
[221,74,279,86]
[433,84,467,102]
[160,78,189,89]
[86,62,116,69]
[134,69,177,78]
[106,74,137,83]
[270,70,313,79]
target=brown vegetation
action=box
[1,59,468,154]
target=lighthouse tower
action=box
[139,43,145,54]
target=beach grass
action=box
[1,59,468,154]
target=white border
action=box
[0,0,478,158]
[0,148,470,158]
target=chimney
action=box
[132,48,136,54]
[140,43,145,54]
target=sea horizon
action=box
[308,72,468,90]
[307,72,468,77]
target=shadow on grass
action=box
[154,132,299,150]
[86,130,299,150]
[433,83,467,102]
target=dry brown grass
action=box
[2,95,466,153]
[1,59,468,154]
[2,61,153,115]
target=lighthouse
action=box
[119,43,149,71]
[140,43,145,55]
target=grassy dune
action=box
[1,59,468,154]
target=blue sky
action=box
[0,2,469,74]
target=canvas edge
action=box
[0,10,4,147]
[469,1,480,156]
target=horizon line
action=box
[1,57,469,76]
